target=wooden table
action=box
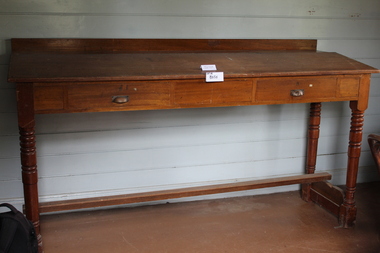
[8,39,379,252]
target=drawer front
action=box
[67,81,171,111]
[174,79,252,106]
[255,76,359,103]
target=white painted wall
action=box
[1,0,379,212]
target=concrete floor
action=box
[40,182,380,253]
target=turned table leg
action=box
[302,102,321,201]
[17,83,43,252]
[339,101,364,227]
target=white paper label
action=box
[201,65,217,71]
[206,72,224,82]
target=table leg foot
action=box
[339,204,357,228]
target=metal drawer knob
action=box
[112,96,129,104]
[290,89,304,97]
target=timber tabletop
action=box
[8,51,380,83]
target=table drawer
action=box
[255,76,359,103]
[67,81,171,111]
[174,79,252,106]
